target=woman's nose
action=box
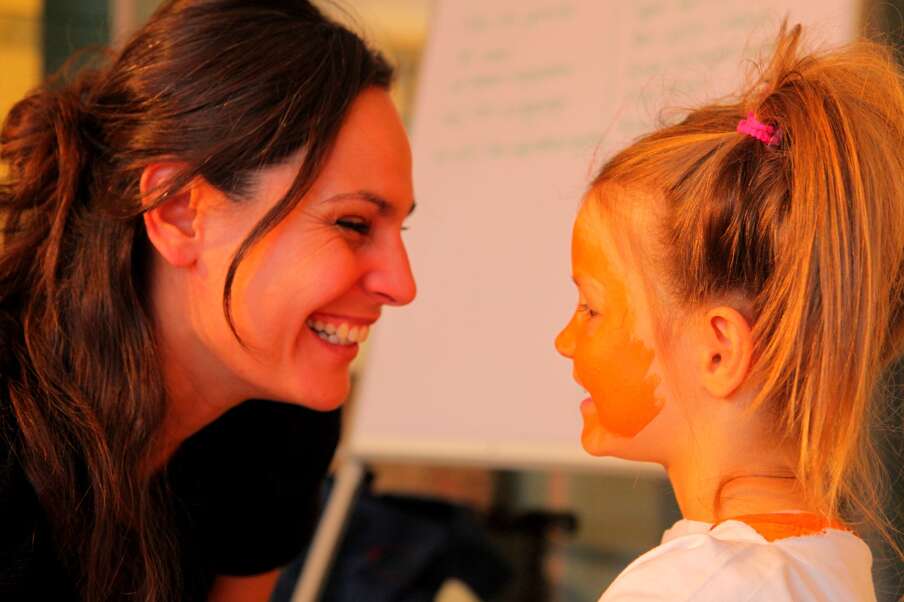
[363,237,417,306]
[555,316,577,358]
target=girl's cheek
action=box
[576,315,664,438]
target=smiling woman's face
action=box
[185,88,416,410]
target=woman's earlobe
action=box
[141,163,200,268]
[700,306,753,399]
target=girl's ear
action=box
[141,163,202,268]
[699,306,754,399]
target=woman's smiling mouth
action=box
[306,317,371,346]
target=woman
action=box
[0,1,416,600]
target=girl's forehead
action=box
[573,201,621,267]
[577,184,664,264]
[572,202,626,297]
[572,191,662,305]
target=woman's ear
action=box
[141,163,201,268]
[699,306,753,399]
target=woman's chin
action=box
[273,373,351,412]
[306,382,351,411]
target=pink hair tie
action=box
[737,112,781,147]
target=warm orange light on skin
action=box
[556,201,663,452]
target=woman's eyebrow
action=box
[324,190,416,217]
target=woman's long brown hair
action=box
[593,25,904,554]
[0,1,392,599]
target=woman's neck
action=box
[148,265,249,473]
[148,353,235,473]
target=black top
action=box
[0,399,341,601]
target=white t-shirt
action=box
[598,518,876,601]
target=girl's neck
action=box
[667,454,813,523]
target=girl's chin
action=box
[580,398,611,456]
[580,421,650,460]
[580,424,610,456]
[579,397,643,458]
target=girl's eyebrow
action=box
[573,275,591,290]
[574,274,606,298]
[324,190,416,217]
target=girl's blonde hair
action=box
[593,24,904,541]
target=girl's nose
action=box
[555,315,577,358]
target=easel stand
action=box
[290,459,367,602]
[288,457,584,602]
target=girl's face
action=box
[185,88,416,410]
[556,195,691,462]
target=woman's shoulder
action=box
[0,409,35,535]
[597,518,876,602]
[0,411,75,598]
[166,400,342,577]
[169,399,341,485]
[0,405,35,521]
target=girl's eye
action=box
[578,303,599,318]
[336,217,371,235]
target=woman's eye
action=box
[578,303,599,318]
[336,217,371,235]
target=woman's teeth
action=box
[307,319,370,346]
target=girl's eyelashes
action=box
[578,303,599,318]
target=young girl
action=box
[556,25,903,601]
